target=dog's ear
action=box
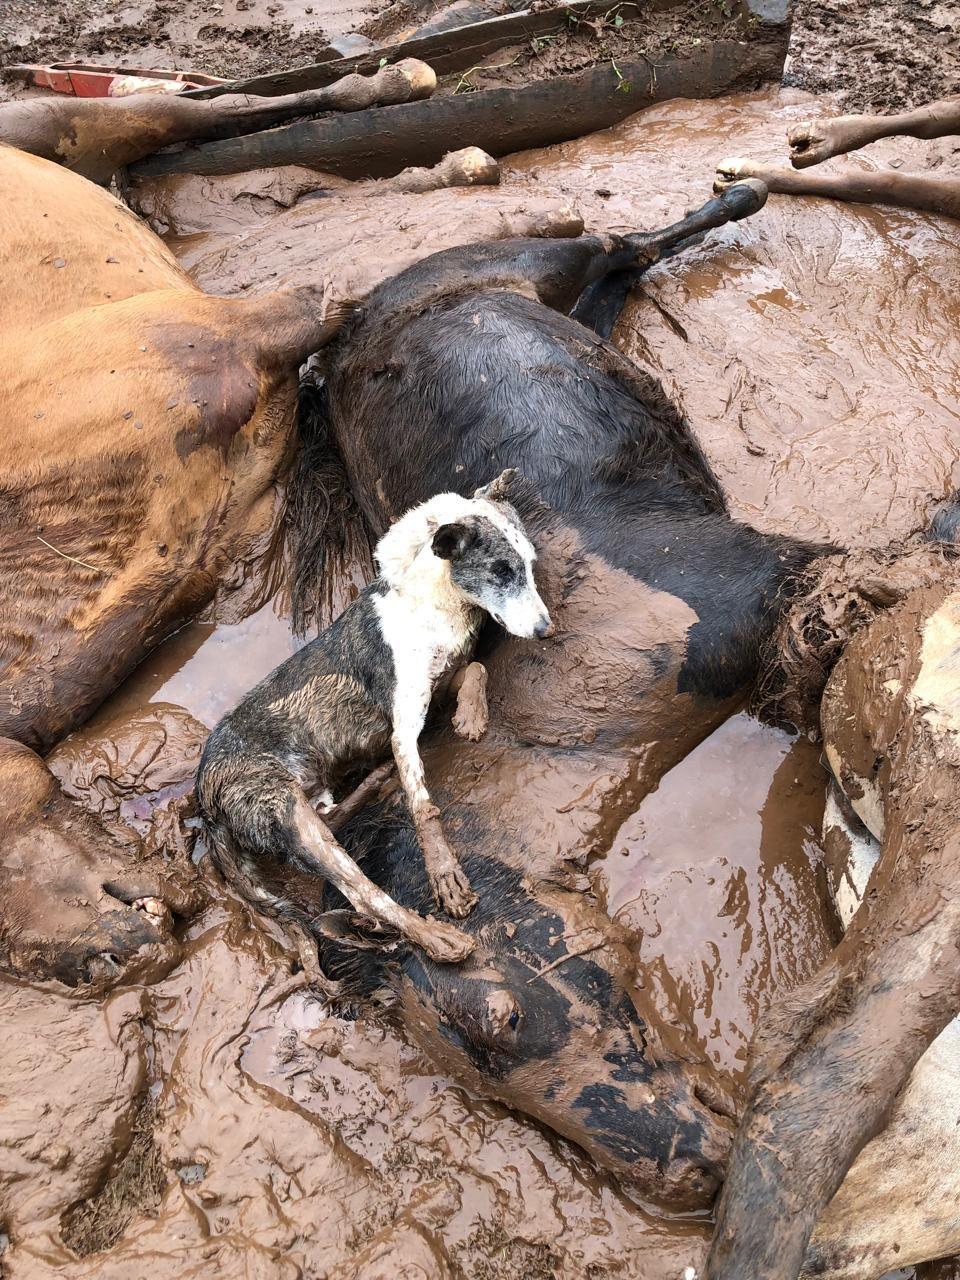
[432,520,477,561]
[474,468,518,502]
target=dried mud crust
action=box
[436,1,751,95]
[785,0,960,112]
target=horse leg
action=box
[367,180,768,324]
[798,788,960,1279]
[715,157,960,219]
[785,97,960,168]
[0,59,435,183]
[708,583,960,1280]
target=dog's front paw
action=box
[416,916,475,964]
[452,662,489,741]
[430,862,478,919]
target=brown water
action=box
[5,87,960,1278]
[603,714,831,1084]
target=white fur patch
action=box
[374,491,536,589]
[373,581,476,762]
[822,783,880,929]
[824,741,885,841]
[910,590,960,740]
[373,490,548,641]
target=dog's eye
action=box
[490,559,514,586]
[508,1009,520,1030]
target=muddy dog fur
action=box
[197,480,550,965]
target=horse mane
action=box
[282,376,374,636]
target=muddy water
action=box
[6,87,960,1278]
[601,715,832,1083]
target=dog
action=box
[196,470,552,964]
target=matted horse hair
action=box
[283,377,374,636]
[752,526,960,738]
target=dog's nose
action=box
[534,614,554,639]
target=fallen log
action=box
[185,0,655,97]
[132,37,785,181]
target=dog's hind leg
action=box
[203,762,474,963]
[203,757,473,962]
[288,795,475,963]
[324,761,396,835]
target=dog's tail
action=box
[925,491,960,545]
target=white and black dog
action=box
[197,471,551,964]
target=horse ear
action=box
[473,468,518,501]
[432,521,472,561]
[311,910,403,951]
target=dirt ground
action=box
[0,0,752,99]
[431,3,747,96]
[785,0,960,112]
[3,0,958,109]
[0,0,373,89]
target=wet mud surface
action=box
[429,1,747,96]
[0,0,744,100]
[6,61,960,1280]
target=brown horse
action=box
[0,142,349,985]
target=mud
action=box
[431,1,747,96]
[785,0,960,112]
[0,0,748,104]
[0,0,376,91]
[602,714,833,1082]
[6,55,960,1280]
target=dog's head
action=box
[374,472,553,640]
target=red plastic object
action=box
[6,62,227,97]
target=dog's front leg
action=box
[450,661,489,741]
[391,693,478,919]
